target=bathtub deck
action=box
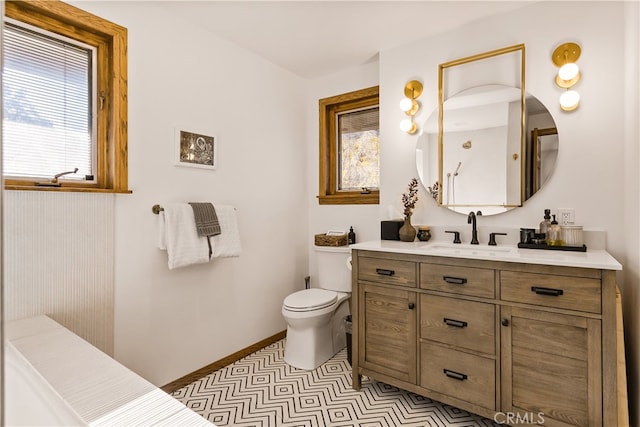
[6,315,212,426]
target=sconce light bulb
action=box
[399,97,413,112]
[400,118,413,133]
[400,98,419,116]
[558,63,579,81]
[560,90,580,111]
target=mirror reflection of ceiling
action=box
[424,85,521,133]
[416,86,559,216]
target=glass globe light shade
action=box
[400,119,413,132]
[399,97,414,112]
[558,63,579,81]
[560,90,580,111]
[400,119,417,134]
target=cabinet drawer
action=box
[358,257,417,287]
[420,294,495,355]
[420,342,495,410]
[500,271,601,314]
[420,263,495,298]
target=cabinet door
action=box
[359,283,417,384]
[501,306,602,427]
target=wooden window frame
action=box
[318,86,379,205]
[4,0,129,193]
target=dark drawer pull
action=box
[443,276,467,285]
[443,318,468,328]
[376,268,395,276]
[443,369,468,381]
[531,286,564,296]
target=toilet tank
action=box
[315,245,352,292]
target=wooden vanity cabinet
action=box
[351,249,622,426]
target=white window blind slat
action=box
[3,21,94,180]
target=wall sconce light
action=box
[552,42,581,111]
[399,80,423,134]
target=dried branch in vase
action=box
[402,177,419,218]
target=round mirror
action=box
[416,85,558,216]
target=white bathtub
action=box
[5,341,87,426]
[5,315,213,427]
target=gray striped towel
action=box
[188,202,222,237]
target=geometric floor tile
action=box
[172,339,499,426]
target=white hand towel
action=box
[211,205,242,258]
[162,203,210,269]
[157,211,167,250]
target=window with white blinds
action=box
[3,20,96,182]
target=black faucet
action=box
[467,211,482,244]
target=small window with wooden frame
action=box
[318,86,379,205]
[3,0,129,193]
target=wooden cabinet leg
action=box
[352,371,361,390]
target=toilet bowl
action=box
[282,245,351,370]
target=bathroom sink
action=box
[420,243,514,257]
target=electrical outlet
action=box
[558,208,575,225]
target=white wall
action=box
[379,2,627,242]
[72,1,308,386]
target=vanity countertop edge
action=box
[350,240,622,271]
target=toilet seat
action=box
[283,288,337,312]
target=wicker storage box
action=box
[314,233,348,247]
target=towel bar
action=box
[153,204,237,214]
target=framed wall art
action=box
[175,127,217,170]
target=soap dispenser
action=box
[546,215,564,246]
[539,209,552,236]
[348,226,356,245]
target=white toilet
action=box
[282,245,352,370]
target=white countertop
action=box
[350,240,622,271]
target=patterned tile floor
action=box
[173,339,499,426]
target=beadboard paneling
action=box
[4,191,114,354]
